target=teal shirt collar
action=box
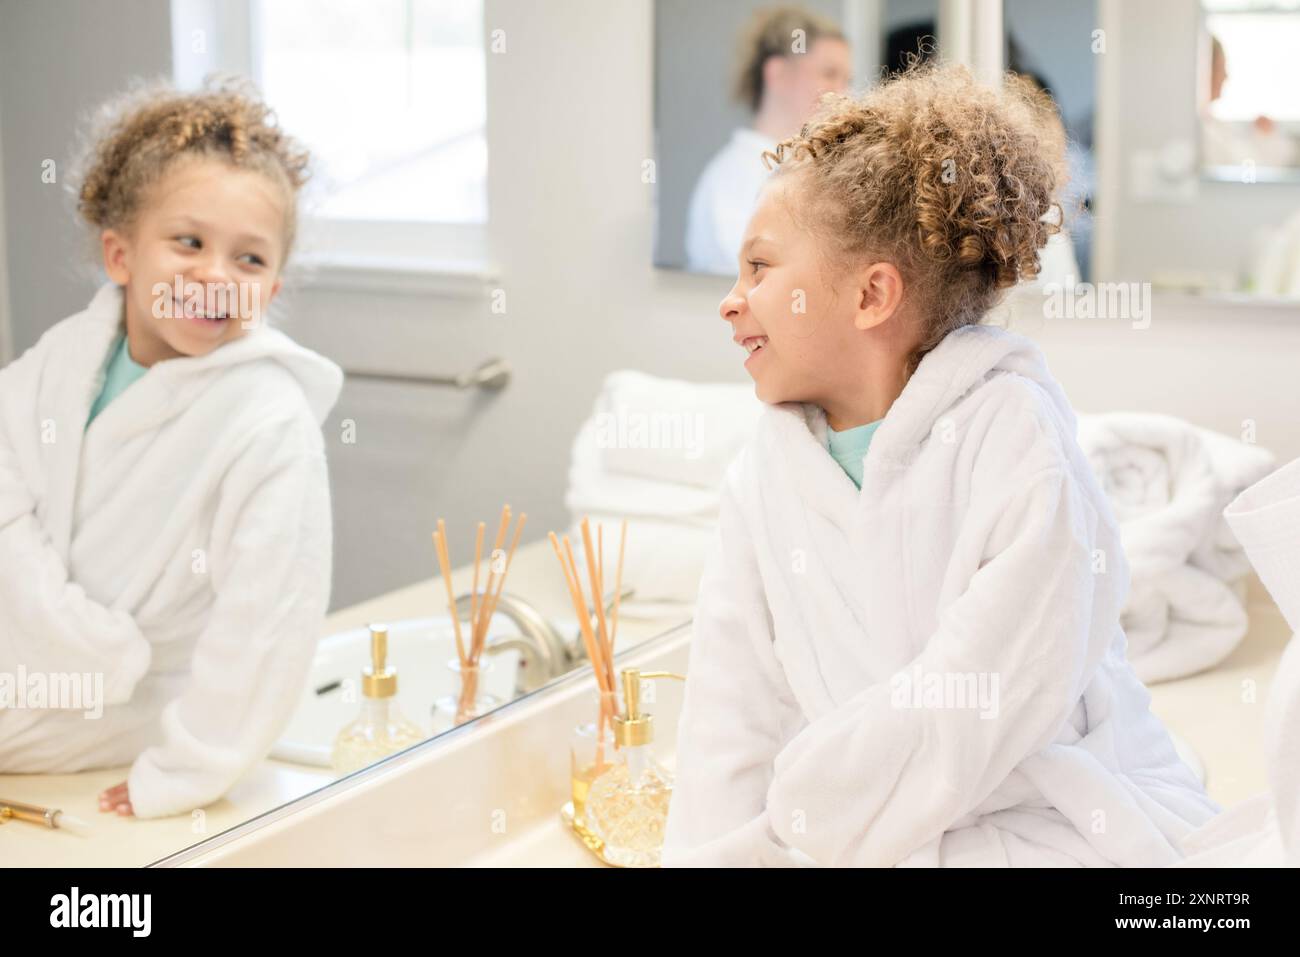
[825,418,883,490]
[86,331,148,426]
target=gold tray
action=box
[559,801,622,867]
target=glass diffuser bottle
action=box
[432,656,501,733]
[569,689,619,828]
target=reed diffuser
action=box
[431,505,527,727]
[550,517,628,828]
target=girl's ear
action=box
[101,229,130,285]
[852,262,904,331]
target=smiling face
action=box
[720,171,917,427]
[101,156,288,366]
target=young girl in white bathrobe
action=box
[662,65,1220,867]
[0,81,342,818]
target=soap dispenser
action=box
[331,623,425,776]
[583,667,684,867]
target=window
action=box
[172,0,489,270]
[1206,2,1300,123]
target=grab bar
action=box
[346,357,511,391]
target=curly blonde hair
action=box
[733,6,846,113]
[764,63,1065,374]
[74,76,311,257]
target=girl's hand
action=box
[98,781,135,816]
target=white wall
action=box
[2,0,1298,613]
[1006,290,1300,467]
[1098,0,1300,285]
[0,0,173,353]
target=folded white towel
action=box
[590,371,760,490]
[565,374,757,615]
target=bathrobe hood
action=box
[800,322,1078,470]
[78,281,343,430]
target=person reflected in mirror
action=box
[0,79,342,819]
[685,6,851,275]
[1011,71,1084,289]
[1202,34,1298,169]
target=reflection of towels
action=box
[1077,413,1276,683]
[590,371,761,490]
[565,373,758,616]
[1179,456,1300,867]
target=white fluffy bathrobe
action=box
[662,323,1220,867]
[0,283,341,818]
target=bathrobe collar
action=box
[76,282,343,436]
[760,322,1078,522]
[42,282,341,559]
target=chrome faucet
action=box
[452,587,635,695]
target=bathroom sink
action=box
[271,616,534,767]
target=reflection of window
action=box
[171,0,489,269]
[256,0,486,225]
[1206,7,1300,122]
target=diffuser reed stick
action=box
[548,518,629,750]
[432,505,528,724]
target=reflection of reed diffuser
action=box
[550,517,628,832]
[431,505,527,728]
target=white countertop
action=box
[1,537,682,867]
[2,558,1290,866]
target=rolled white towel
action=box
[1121,565,1249,684]
[1076,413,1220,576]
[1075,412,1277,682]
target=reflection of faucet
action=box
[452,588,635,695]
[565,587,637,666]
[453,591,566,695]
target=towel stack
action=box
[1075,413,1277,683]
[564,371,760,617]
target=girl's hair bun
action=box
[766,62,1067,372]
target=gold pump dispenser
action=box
[583,667,685,867]
[612,668,684,747]
[361,623,397,699]
[331,623,424,775]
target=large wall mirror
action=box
[654,0,1300,300]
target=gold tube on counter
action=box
[0,798,62,828]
